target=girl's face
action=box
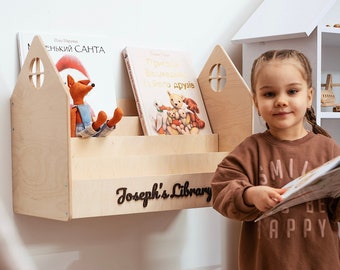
[253,59,313,140]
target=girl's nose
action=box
[275,94,288,107]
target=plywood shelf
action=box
[11,36,253,221]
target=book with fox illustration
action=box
[122,46,212,136]
[256,155,340,221]
[17,32,117,113]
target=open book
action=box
[256,155,340,222]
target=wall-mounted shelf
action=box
[320,27,340,124]
[319,112,340,118]
[11,36,253,221]
[321,26,340,47]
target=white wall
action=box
[0,1,262,269]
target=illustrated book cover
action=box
[17,32,117,113]
[122,46,212,136]
[256,155,340,221]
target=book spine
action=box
[122,49,147,135]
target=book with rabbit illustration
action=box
[122,46,212,136]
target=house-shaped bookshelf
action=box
[232,0,340,141]
[11,36,252,221]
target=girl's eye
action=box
[263,92,275,98]
[288,89,298,95]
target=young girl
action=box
[211,50,340,270]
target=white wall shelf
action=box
[319,26,340,132]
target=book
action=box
[17,32,117,114]
[122,46,212,136]
[256,155,340,222]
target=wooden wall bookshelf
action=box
[11,36,253,221]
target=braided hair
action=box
[305,107,331,137]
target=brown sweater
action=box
[212,131,340,270]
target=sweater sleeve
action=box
[211,139,261,221]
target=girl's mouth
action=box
[273,111,291,116]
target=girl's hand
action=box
[243,186,286,212]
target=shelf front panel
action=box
[71,172,217,218]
